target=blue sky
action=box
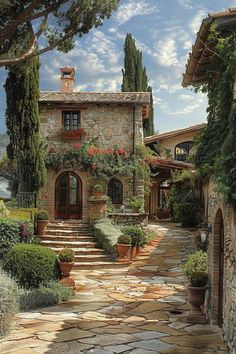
[0,0,236,133]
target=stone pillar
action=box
[88,198,107,225]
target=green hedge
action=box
[0,218,21,259]
[94,218,121,258]
[0,268,20,336]
[19,281,74,311]
[3,244,60,288]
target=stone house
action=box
[144,124,204,218]
[182,9,236,353]
[39,67,150,221]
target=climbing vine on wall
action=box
[45,140,153,182]
[193,25,236,208]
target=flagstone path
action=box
[0,222,229,354]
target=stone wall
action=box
[108,212,148,226]
[203,180,236,353]
[40,103,144,219]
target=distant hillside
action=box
[0,134,9,158]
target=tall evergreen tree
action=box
[5,55,46,193]
[121,33,154,137]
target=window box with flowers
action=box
[62,128,86,140]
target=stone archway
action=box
[211,208,224,326]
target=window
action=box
[175,141,194,161]
[63,111,80,131]
[107,178,123,204]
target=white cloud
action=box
[159,83,182,93]
[189,10,207,34]
[154,38,178,67]
[115,0,159,25]
[166,103,201,115]
[179,94,194,101]
[177,0,194,10]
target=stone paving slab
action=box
[0,222,229,354]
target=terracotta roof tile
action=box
[145,123,206,145]
[182,8,236,87]
[39,91,150,104]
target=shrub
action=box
[36,209,49,220]
[0,268,20,336]
[0,218,21,259]
[0,218,34,259]
[122,226,147,248]
[183,250,208,287]
[93,184,103,192]
[169,185,200,227]
[19,222,33,242]
[58,248,75,262]
[94,217,121,258]
[0,200,9,217]
[3,244,60,289]
[145,229,157,242]
[117,234,131,244]
[129,197,144,210]
[19,281,74,311]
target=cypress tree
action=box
[5,55,47,193]
[121,33,154,137]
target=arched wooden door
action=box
[55,172,82,219]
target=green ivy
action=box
[193,25,236,208]
[45,141,153,183]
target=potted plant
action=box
[129,196,144,213]
[36,209,49,236]
[58,248,75,289]
[116,234,132,262]
[183,250,208,323]
[92,184,103,199]
[121,226,147,260]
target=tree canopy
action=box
[0,0,120,66]
[121,33,154,137]
[5,55,47,193]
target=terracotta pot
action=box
[37,220,48,235]
[59,262,75,289]
[130,246,137,260]
[186,285,208,323]
[93,191,103,199]
[59,262,74,276]
[116,243,131,262]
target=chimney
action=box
[60,67,75,92]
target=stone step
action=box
[50,247,106,255]
[46,230,94,236]
[41,235,95,242]
[47,223,92,230]
[49,220,89,224]
[74,254,112,262]
[72,261,129,270]
[40,240,97,248]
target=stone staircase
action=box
[40,220,117,269]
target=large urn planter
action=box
[130,246,137,261]
[58,248,75,290]
[116,235,132,263]
[35,209,49,236]
[92,184,103,199]
[183,250,208,324]
[116,243,131,262]
[186,285,208,323]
